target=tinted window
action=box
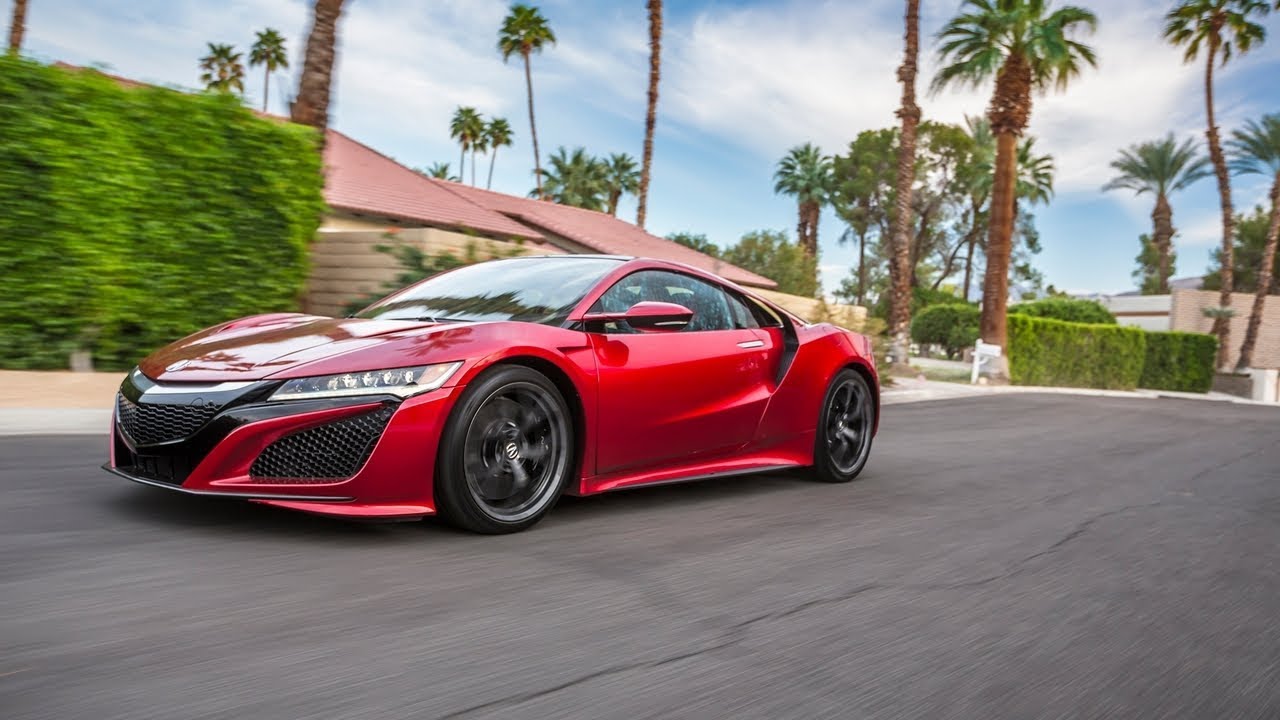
[726,293,760,329]
[592,270,738,333]
[357,257,622,326]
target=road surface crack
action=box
[438,584,882,718]
[908,502,1165,591]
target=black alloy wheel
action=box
[436,365,573,533]
[812,369,875,483]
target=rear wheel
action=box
[812,369,875,483]
[435,366,573,534]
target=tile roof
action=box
[322,131,545,241]
[430,180,777,289]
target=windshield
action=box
[356,256,623,325]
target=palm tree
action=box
[249,28,288,113]
[423,162,456,181]
[932,0,1097,383]
[602,153,640,216]
[1103,135,1212,294]
[199,43,246,95]
[1226,114,1280,371]
[1164,0,1270,367]
[887,0,922,370]
[484,117,514,190]
[637,0,662,228]
[8,0,26,54]
[449,107,485,186]
[773,143,832,258]
[291,0,347,135]
[538,146,607,211]
[499,4,556,200]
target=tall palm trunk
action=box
[637,0,662,228]
[887,0,920,370]
[471,149,477,186]
[981,131,1018,380]
[1235,176,1280,371]
[291,0,346,142]
[978,50,1031,384]
[523,51,543,199]
[487,148,498,190]
[7,0,25,54]
[459,146,466,182]
[1204,33,1235,368]
[809,203,822,258]
[262,67,270,113]
[796,205,809,255]
[607,190,621,217]
[1152,193,1175,295]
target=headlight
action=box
[268,362,463,402]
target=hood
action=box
[138,314,450,382]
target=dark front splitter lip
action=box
[102,464,354,502]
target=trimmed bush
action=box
[1007,314,1146,390]
[0,58,325,370]
[1139,331,1217,393]
[1009,297,1116,325]
[911,303,980,358]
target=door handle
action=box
[737,340,765,349]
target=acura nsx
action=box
[105,255,879,533]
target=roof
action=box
[429,179,777,289]
[1112,275,1204,297]
[50,61,778,289]
[322,131,545,242]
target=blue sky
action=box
[24,0,1280,295]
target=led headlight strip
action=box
[268,362,463,402]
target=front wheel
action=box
[812,369,875,483]
[435,366,574,534]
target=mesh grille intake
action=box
[117,394,221,446]
[249,406,394,482]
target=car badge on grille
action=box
[166,360,191,372]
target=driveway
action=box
[3,394,1278,719]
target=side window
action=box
[591,270,738,333]
[726,293,760,330]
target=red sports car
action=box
[105,256,879,533]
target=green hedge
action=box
[0,58,325,370]
[911,303,980,358]
[1009,297,1116,324]
[1007,314,1146,390]
[1139,331,1217,393]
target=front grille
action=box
[249,406,394,483]
[117,394,221,445]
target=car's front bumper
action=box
[105,371,462,519]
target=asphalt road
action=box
[3,394,1279,720]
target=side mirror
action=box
[584,301,694,333]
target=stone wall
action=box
[1170,289,1280,369]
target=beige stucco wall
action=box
[1170,289,1280,369]
[305,228,561,317]
[754,289,868,331]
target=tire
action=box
[812,368,875,483]
[435,365,574,534]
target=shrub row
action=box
[1139,331,1218,393]
[0,58,325,370]
[1008,297,1116,324]
[1007,314,1146,390]
[910,303,980,359]
[1006,314,1217,392]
